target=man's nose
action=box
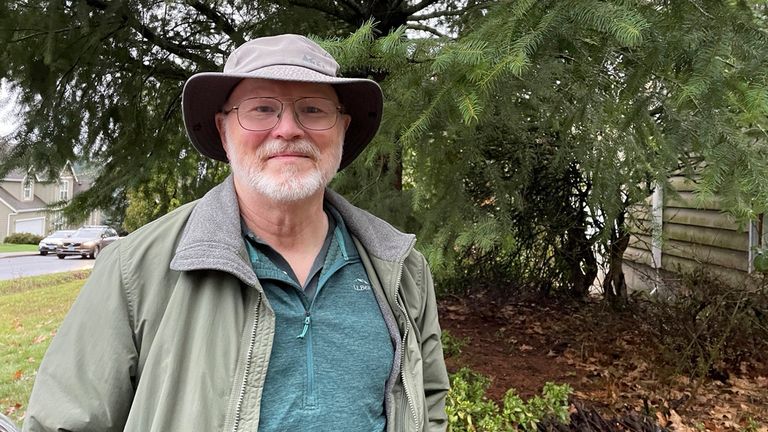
[270,107,305,140]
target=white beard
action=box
[225,136,342,203]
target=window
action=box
[22,177,33,201]
[748,214,767,273]
[59,180,69,201]
[52,212,65,231]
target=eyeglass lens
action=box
[235,97,340,131]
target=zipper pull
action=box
[297,313,311,339]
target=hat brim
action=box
[182,65,383,170]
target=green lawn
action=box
[0,244,38,253]
[0,271,88,425]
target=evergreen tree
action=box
[1,1,766,303]
[0,0,473,226]
[331,1,768,301]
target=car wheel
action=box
[57,254,65,259]
[40,251,48,256]
[90,246,101,259]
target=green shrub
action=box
[446,368,572,431]
[4,232,44,245]
[442,330,469,358]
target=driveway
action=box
[0,253,96,280]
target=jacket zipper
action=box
[231,295,261,432]
[394,247,421,429]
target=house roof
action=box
[3,161,81,183]
[0,185,48,212]
[73,177,93,195]
[4,169,31,181]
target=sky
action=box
[0,79,20,137]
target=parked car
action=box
[38,230,76,255]
[56,225,120,259]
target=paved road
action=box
[0,253,96,280]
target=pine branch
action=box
[184,0,244,45]
[688,0,714,18]
[337,0,365,16]
[84,0,218,70]
[408,1,493,21]
[400,86,450,145]
[404,0,444,16]
[285,0,357,23]
[406,24,449,38]
[9,26,83,42]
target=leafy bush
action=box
[649,268,768,380]
[442,330,469,358]
[4,232,43,245]
[446,368,572,431]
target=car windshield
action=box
[49,231,73,237]
[74,229,103,236]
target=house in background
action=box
[624,174,767,291]
[0,162,103,242]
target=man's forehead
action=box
[228,78,338,101]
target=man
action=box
[24,34,449,431]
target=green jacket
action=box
[24,177,449,432]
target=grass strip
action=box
[0,244,38,253]
[0,272,87,424]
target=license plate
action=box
[68,246,75,251]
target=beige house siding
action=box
[0,163,101,242]
[624,175,755,291]
[0,205,11,243]
[3,180,22,198]
[9,212,47,233]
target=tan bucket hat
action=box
[182,34,383,170]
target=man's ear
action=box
[215,113,231,160]
[215,112,227,139]
[341,114,351,131]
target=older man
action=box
[24,34,449,431]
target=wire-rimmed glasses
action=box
[223,97,343,131]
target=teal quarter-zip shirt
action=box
[244,204,395,431]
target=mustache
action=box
[259,139,321,160]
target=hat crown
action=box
[224,34,339,77]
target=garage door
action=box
[15,218,45,235]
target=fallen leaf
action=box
[668,409,693,432]
[12,370,22,381]
[519,344,533,352]
[32,334,48,344]
[656,411,668,427]
[4,403,21,416]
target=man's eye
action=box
[248,105,277,114]
[301,105,325,114]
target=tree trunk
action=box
[565,224,598,298]
[603,221,630,309]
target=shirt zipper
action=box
[231,295,261,432]
[294,258,348,407]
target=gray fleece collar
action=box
[170,176,415,280]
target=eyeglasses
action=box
[223,97,343,131]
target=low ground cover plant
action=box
[446,367,571,431]
[3,233,43,245]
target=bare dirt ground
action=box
[439,292,768,431]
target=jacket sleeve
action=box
[23,245,137,431]
[417,254,450,432]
